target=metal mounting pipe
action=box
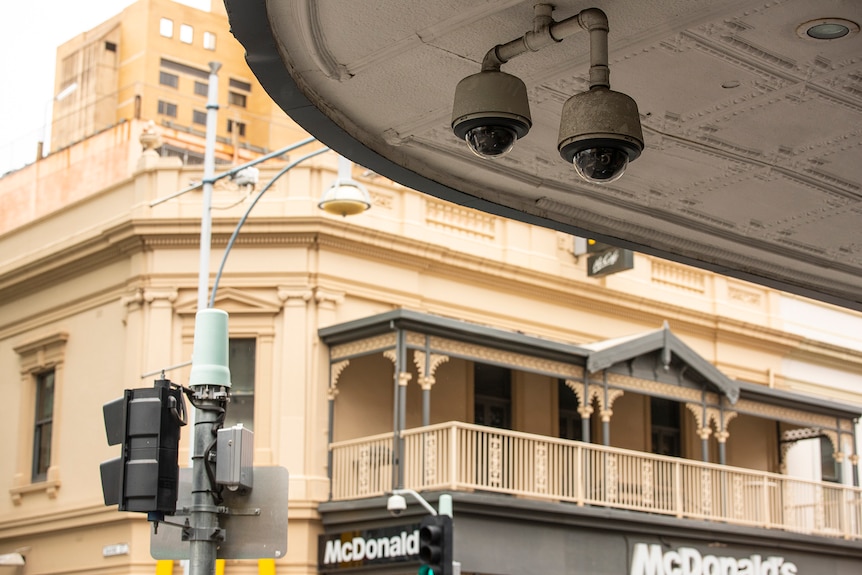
[480,5,610,89]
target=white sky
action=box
[0,0,209,175]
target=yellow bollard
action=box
[155,560,174,575]
[258,558,276,575]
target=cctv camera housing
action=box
[558,87,644,181]
[452,71,532,158]
[387,494,407,516]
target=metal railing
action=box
[329,421,862,540]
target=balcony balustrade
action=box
[330,421,862,540]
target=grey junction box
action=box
[217,424,254,491]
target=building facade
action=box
[2,1,862,574]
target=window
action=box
[229,78,252,92]
[12,332,66,501]
[821,436,841,483]
[192,110,207,125]
[32,371,55,482]
[157,100,177,118]
[224,339,256,429]
[650,397,681,457]
[105,41,117,52]
[558,380,583,441]
[203,31,216,50]
[227,119,246,137]
[473,363,511,429]
[160,58,209,80]
[180,24,193,44]
[159,71,179,88]
[194,81,209,97]
[228,91,247,108]
[160,18,173,38]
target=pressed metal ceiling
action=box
[225,0,862,310]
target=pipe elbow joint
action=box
[578,8,609,33]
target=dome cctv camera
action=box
[572,147,631,184]
[558,87,644,184]
[452,71,532,159]
[387,494,407,516]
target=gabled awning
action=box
[583,322,740,404]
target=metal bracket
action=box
[224,507,261,517]
[182,526,226,543]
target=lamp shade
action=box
[318,181,371,216]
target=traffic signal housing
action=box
[100,379,186,518]
[418,515,453,575]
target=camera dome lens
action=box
[465,126,518,159]
[573,147,629,183]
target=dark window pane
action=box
[558,379,583,441]
[192,110,207,125]
[475,363,510,399]
[228,91,247,108]
[821,436,841,483]
[474,363,511,429]
[157,100,177,118]
[32,371,55,481]
[159,71,179,88]
[229,78,252,91]
[227,119,247,137]
[35,371,54,419]
[650,397,680,457]
[159,58,208,79]
[194,81,208,96]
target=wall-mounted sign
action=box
[319,524,420,571]
[102,543,129,557]
[630,543,798,575]
[587,247,634,277]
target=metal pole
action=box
[189,62,222,575]
[188,387,224,575]
[197,62,221,311]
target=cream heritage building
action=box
[2,1,862,574]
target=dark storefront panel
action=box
[319,493,862,575]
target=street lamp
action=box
[318,155,371,216]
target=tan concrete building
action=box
[2,1,862,574]
[47,0,305,165]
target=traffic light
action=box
[100,378,186,519]
[418,515,452,575]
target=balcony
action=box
[330,421,862,541]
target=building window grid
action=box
[192,110,207,125]
[194,81,209,97]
